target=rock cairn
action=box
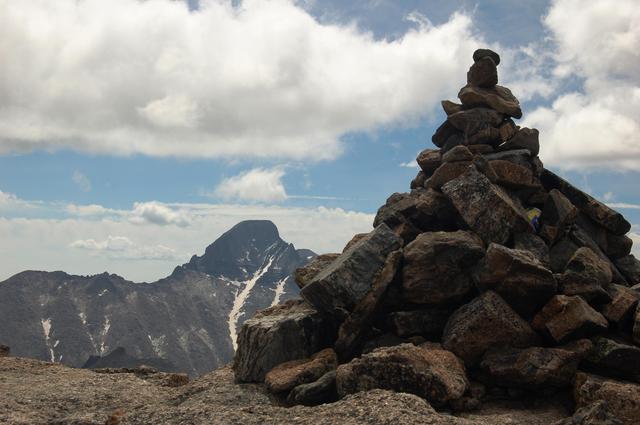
[233,49,640,424]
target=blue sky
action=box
[0,0,638,281]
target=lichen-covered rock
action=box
[294,254,340,288]
[601,285,638,325]
[442,291,540,366]
[574,373,640,425]
[301,224,402,316]
[488,159,537,189]
[334,250,402,361]
[336,343,468,407]
[388,308,452,338]
[441,166,531,245]
[584,337,640,382]
[442,145,473,163]
[480,345,583,389]
[532,296,608,344]
[473,243,556,316]
[553,401,623,425]
[402,231,485,306]
[265,348,337,393]
[425,161,473,190]
[233,299,336,382]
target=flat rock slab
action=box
[458,84,522,118]
[541,170,630,235]
[336,343,468,407]
[442,291,540,366]
[301,223,401,316]
[480,346,582,389]
[442,166,531,245]
[234,299,336,383]
[402,231,485,305]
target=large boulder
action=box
[532,296,608,344]
[301,224,402,317]
[614,255,640,285]
[265,348,337,393]
[442,291,540,366]
[402,231,485,305]
[458,84,522,118]
[294,254,340,289]
[480,345,583,389]
[233,299,337,382]
[584,337,640,382]
[334,250,402,361]
[388,308,452,338]
[541,170,631,235]
[473,243,556,316]
[601,285,638,326]
[574,373,640,425]
[558,248,612,304]
[441,166,531,245]
[336,343,468,407]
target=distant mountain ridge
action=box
[0,220,315,376]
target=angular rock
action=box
[484,148,534,169]
[0,345,9,357]
[441,100,464,115]
[553,401,623,425]
[574,372,640,425]
[480,345,583,389]
[467,56,498,88]
[584,337,640,382]
[614,255,640,285]
[432,120,459,148]
[336,343,468,406]
[442,291,540,366]
[458,84,522,119]
[569,226,628,286]
[416,148,442,175]
[234,299,337,382]
[543,189,579,229]
[472,154,499,182]
[441,132,465,153]
[499,128,540,156]
[514,232,551,269]
[468,144,495,154]
[604,233,633,260]
[473,243,556,316]
[425,161,472,190]
[448,107,503,135]
[498,119,518,142]
[294,254,339,289]
[388,308,452,338]
[473,48,500,65]
[467,126,502,146]
[442,145,473,163]
[489,159,537,189]
[601,285,638,325]
[287,370,338,406]
[402,231,485,305]
[549,237,581,272]
[410,170,426,189]
[441,166,531,245]
[558,248,613,304]
[343,233,369,252]
[301,224,402,316]
[532,295,608,344]
[334,250,402,361]
[541,170,631,235]
[265,348,337,393]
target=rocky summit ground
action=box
[0,356,573,425]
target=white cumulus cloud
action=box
[524,0,640,171]
[70,235,181,261]
[0,0,486,161]
[130,201,192,227]
[214,168,288,202]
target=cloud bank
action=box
[0,0,485,161]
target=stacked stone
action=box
[233,49,640,424]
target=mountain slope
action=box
[0,220,314,376]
